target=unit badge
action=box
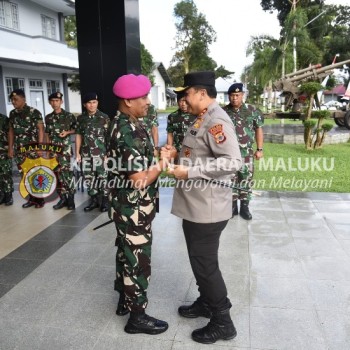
[209,124,226,144]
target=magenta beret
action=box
[113,74,151,99]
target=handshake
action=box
[159,145,189,180]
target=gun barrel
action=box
[284,64,322,78]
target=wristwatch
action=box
[257,148,263,152]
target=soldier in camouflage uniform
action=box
[108,74,174,335]
[45,92,76,210]
[139,104,160,156]
[0,113,14,206]
[223,83,264,220]
[166,90,196,154]
[8,89,45,208]
[75,92,110,212]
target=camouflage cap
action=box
[82,92,98,103]
[48,91,63,100]
[228,83,244,94]
[9,89,25,99]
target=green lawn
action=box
[253,142,350,193]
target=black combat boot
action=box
[178,298,212,318]
[35,197,45,209]
[191,308,237,344]
[100,195,109,212]
[4,193,13,206]
[124,310,168,335]
[66,194,75,210]
[0,192,5,205]
[232,199,238,218]
[84,195,99,212]
[116,293,129,316]
[240,200,252,220]
[53,194,67,210]
[22,195,36,208]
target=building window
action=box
[6,77,25,102]
[47,80,60,95]
[0,1,19,30]
[41,15,56,39]
[29,79,43,89]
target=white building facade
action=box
[0,0,79,116]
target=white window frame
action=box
[41,14,56,39]
[29,79,43,89]
[0,1,19,30]
[6,77,25,102]
[46,80,60,96]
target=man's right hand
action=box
[76,153,81,163]
[8,149,14,158]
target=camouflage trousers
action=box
[232,155,254,201]
[55,154,75,195]
[82,156,108,197]
[112,200,155,313]
[0,157,14,194]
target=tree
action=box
[169,0,216,77]
[141,43,155,85]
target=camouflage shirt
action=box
[76,109,109,157]
[223,103,264,157]
[9,104,44,148]
[45,109,76,154]
[107,111,157,221]
[166,109,196,152]
[139,104,158,143]
[0,114,9,157]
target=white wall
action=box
[17,0,60,38]
[152,68,167,110]
[3,67,65,116]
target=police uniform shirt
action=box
[171,101,242,223]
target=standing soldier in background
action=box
[75,93,109,212]
[223,83,264,220]
[167,90,196,154]
[0,112,13,206]
[8,89,45,208]
[45,92,76,210]
[140,104,160,156]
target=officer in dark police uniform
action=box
[8,89,45,208]
[45,92,76,210]
[107,74,175,335]
[170,71,242,344]
[0,113,13,205]
[223,83,264,220]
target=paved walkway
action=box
[0,188,350,349]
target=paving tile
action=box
[249,236,298,257]
[293,237,348,257]
[328,223,350,239]
[248,221,291,237]
[0,258,43,284]
[317,309,350,349]
[250,307,327,349]
[6,240,67,260]
[289,222,334,238]
[250,276,314,309]
[300,255,350,281]
[307,279,350,312]
[0,283,15,298]
[250,253,305,278]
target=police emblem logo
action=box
[19,157,58,200]
[184,148,191,157]
[235,88,240,92]
[208,124,226,144]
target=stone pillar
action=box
[75,0,141,117]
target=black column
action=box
[75,0,141,117]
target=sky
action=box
[139,0,350,80]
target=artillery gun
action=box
[273,59,350,129]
